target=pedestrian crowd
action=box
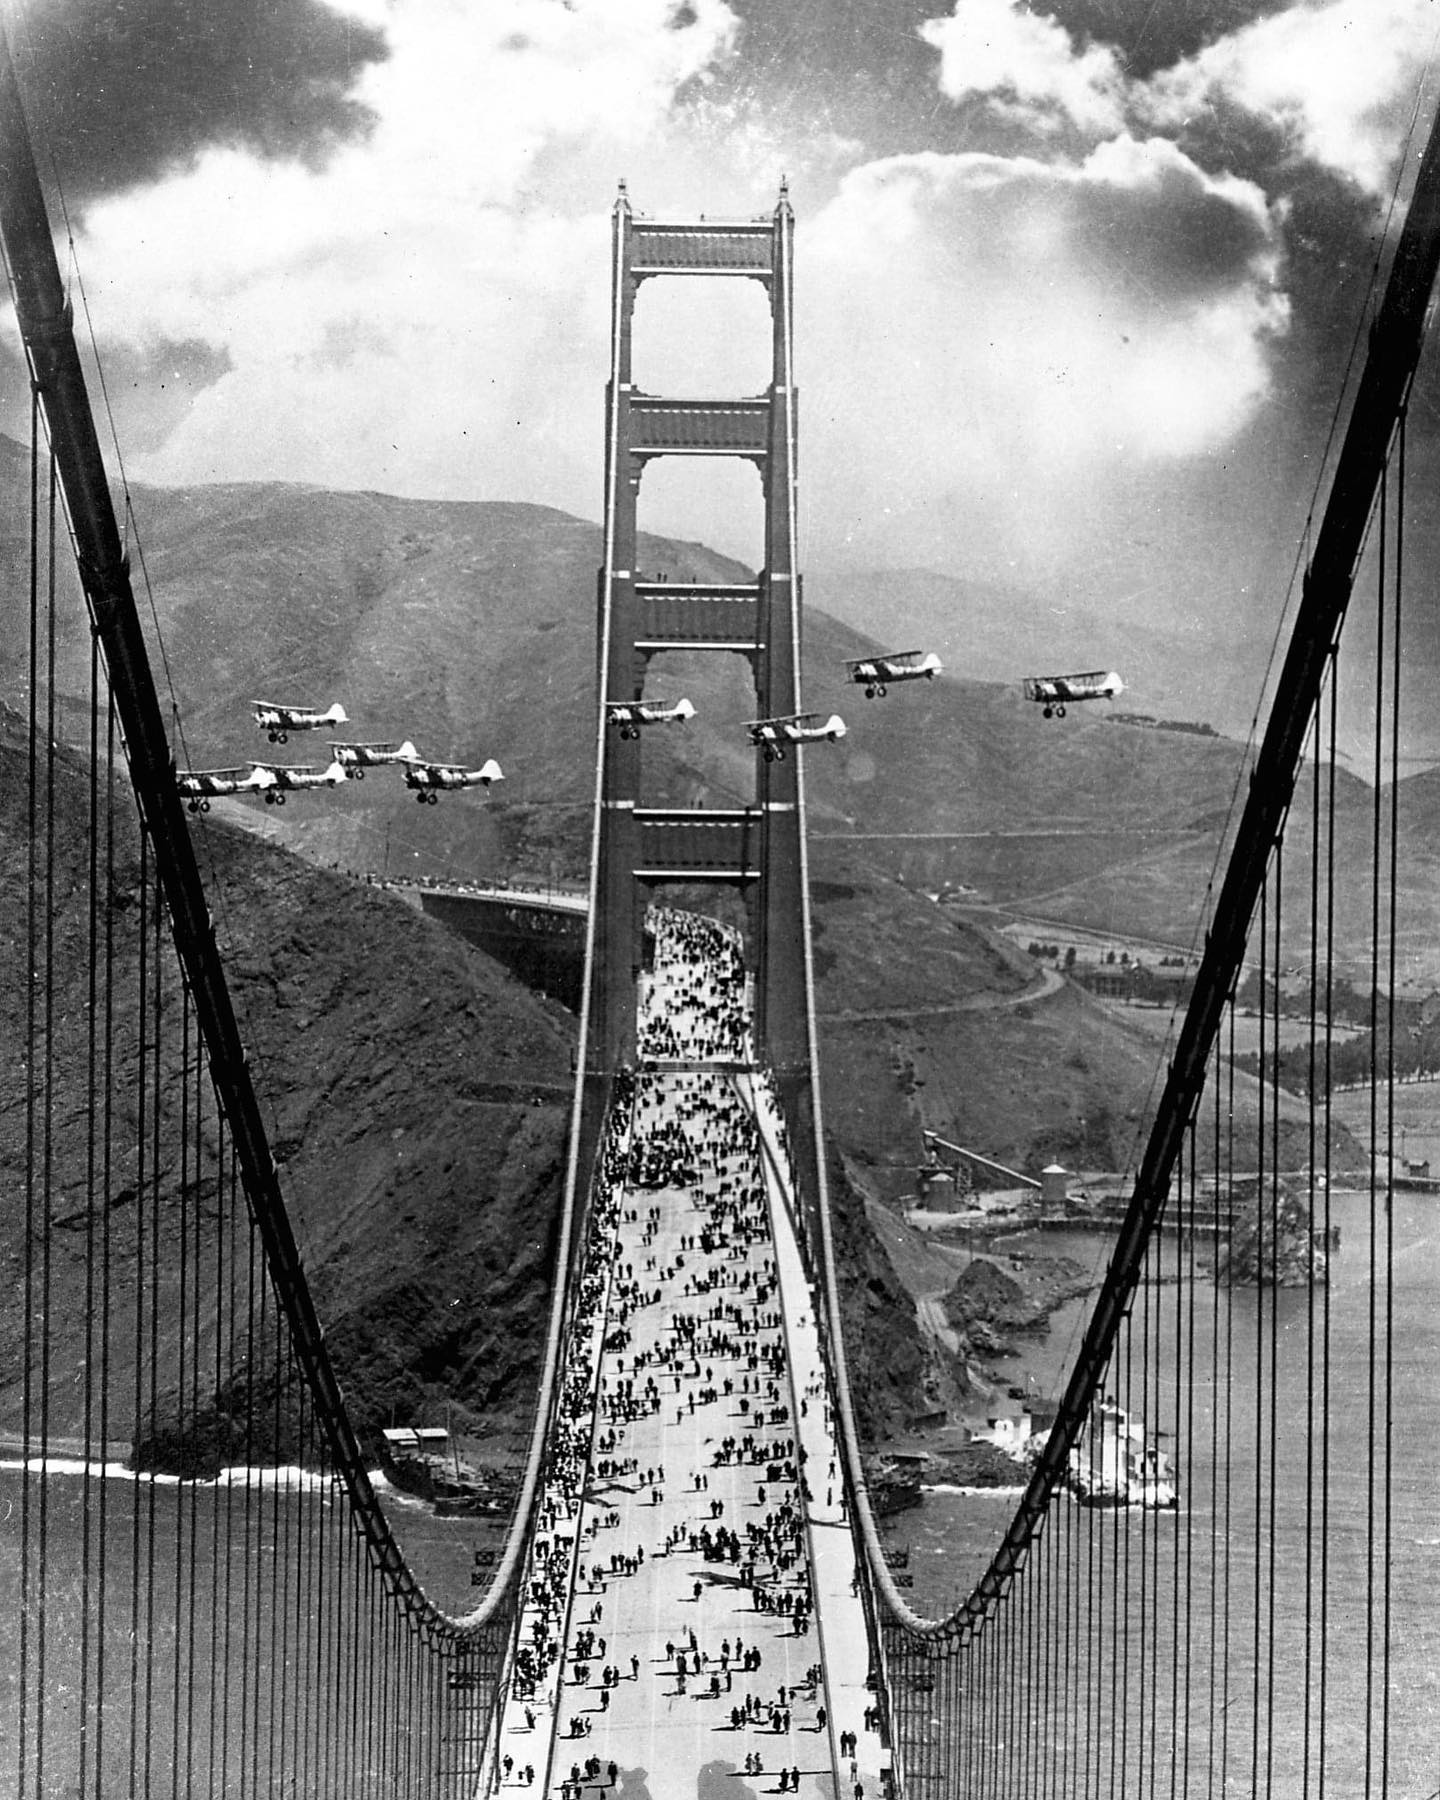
[492,908,886,1796]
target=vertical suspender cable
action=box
[1382,408,1403,1795]
[1138,1198,1152,1792]
[18,383,39,1800]
[172,982,191,1800]
[1303,693,1322,1793]
[97,686,118,1800]
[81,627,99,1800]
[215,1144,236,1800]
[1365,455,1387,1800]
[267,1291,283,1797]
[144,845,164,1799]
[1182,1119,1198,1800]
[1265,845,1283,1800]
[1211,1046,1224,1800]
[36,426,58,1800]
[129,824,148,1800]
[1319,654,1339,1797]
[1251,872,1268,1797]
[186,1031,205,1795]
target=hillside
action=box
[3,433,1434,984]
[806,562,1252,736]
[0,709,945,1451]
[0,702,574,1458]
[4,446,1403,1147]
[0,431,1255,886]
[0,450,1401,1458]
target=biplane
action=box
[175,764,277,813]
[1022,670,1124,718]
[746,713,847,761]
[402,758,504,803]
[329,740,420,778]
[845,649,942,696]
[606,698,696,740]
[252,700,349,743]
[251,759,351,804]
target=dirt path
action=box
[817,960,1064,1024]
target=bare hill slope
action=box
[0,703,574,1458]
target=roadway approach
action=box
[489,909,891,1800]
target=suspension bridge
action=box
[5,22,1440,1797]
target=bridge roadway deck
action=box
[493,913,889,1800]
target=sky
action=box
[4,0,1440,745]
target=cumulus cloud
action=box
[4,0,1433,608]
[921,0,1127,136]
[920,0,1440,199]
[1146,0,1440,197]
[5,0,388,198]
[825,0,1438,586]
[797,139,1288,575]
[49,0,742,506]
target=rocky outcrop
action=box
[1219,1180,1328,1286]
[826,1147,933,1441]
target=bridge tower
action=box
[589,183,810,1080]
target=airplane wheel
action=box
[1056,704,1067,718]
[354,768,365,781]
[763,747,777,763]
[1043,706,1053,719]
[416,792,428,804]
[877,684,887,697]
[864,685,877,698]
[275,792,286,805]
[200,799,211,813]
[427,791,440,805]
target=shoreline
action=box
[0,1452,353,1494]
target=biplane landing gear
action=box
[1056,704,1067,718]
[352,767,364,780]
[267,729,288,744]
[762,745,785,762]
